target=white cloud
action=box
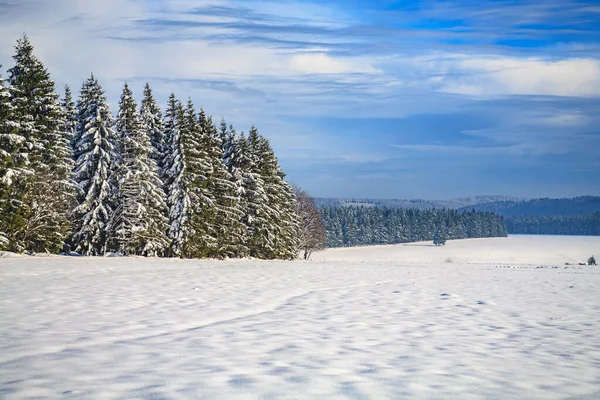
[437,56,600,97]
[289,53,379,74]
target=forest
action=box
[0,36,304,259]
[320,206,507,248]
[505,213,600,236]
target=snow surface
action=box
[1,235,600,399]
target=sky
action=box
[0,0,599,200]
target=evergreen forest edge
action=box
[1,35,511,258]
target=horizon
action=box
[1,0,599,199]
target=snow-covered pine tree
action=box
[225,130,266,257]
[179,103,216,258]
[140,83,164,176]
[243,126,278,258]
[162,94,189,257]
[250,129,299,259]
[7,35,73,253]
[0,71,28,251]
[61,85,77,149]
[107,83,169,256]
[71,74,119,256]
[199,113,246,258]
[222,126,251,256]
[219,118,229,154]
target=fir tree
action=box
[107,83,169,256]
[61,85,77,149]
[162,94,189,257]
[7,35,73,253]
[8,35,65,172]
[254,133,299,259]
[181,103,215,258]
[71,74,118,255]
[199,113,246,258]
[233,130,269,257]
[140,83,164,175]
[0,71,28,250]
[245,126,298,259]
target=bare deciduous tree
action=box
[293,185,326,260]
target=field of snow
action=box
[1,235,599,399]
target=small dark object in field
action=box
[588,256,596,266]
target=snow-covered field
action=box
[1,235,599,399]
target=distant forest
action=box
[317,196,600,239]
[319,206,507,248]
[463,196,600,236]
[505,213,600,236]
[459,196,600,217]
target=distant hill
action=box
[313,195,522,210]
[458,196,600,217]
[315,195,600,237]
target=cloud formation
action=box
[0,0,598,198]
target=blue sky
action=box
[1,0,599,199]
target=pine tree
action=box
[162,94,189,257]
[0,71,28,251]
[230,130,268,257]
[200,114,246,258]
[7,35,73,253]
[71,74,118,255]
[140,83,164,175]
[61,85,77,149]
[180,103,215,258]
[107,83,169,256]
[245,127,298,259]
[254,134,299,259]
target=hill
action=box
[457,196,600,217]
[314,195,522,210]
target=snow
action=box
[1,235,600,399]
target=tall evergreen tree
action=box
[140,83,164,174]
[162,94,189,257]
[61,85,77,149]
[107,83,169,256]
[200,113,246,258]
[250,129,298,259]
[71,74,118,255]
[7,35,73,253]
[180,103,215,258]
[230,130,268,257]
[0,71,28,250]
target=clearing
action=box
[1,235,599,399]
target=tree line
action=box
[0,35,325,259]
[505,213,600,236]
[319,206,507,248]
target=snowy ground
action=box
[1,235,599,399]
